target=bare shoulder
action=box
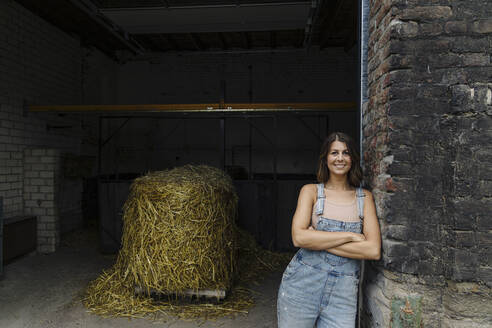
[300,183,317,193]
[299,183,317,200]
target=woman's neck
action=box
[325,176,351,191]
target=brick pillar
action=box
[23,148,61,253]
[362,0,492,327]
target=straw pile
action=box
[84,165,291,320]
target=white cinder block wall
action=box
[23,149,61,253]
[0,0,90,252]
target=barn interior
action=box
[0,0,360,326]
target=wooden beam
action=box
[29,102,357,113]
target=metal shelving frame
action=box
[95,108,353,178]
[95,107,355,249]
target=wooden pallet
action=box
[135,286,226,301]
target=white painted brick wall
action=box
[0,0,95,253]
[0,0,84,217]
[23,148,61,253]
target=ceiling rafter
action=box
[100,3,311,34]
[15,0,143,58]
[20,0,358,53]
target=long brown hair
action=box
[316,132,363,187]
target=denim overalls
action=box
[277,184,365,328]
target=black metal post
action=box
[249,120,253,179]
[272,115,278,250]
[98,116,102,176]
[220,118,225,170]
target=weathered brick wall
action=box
[0,0,94,252]
[362,0,492,326]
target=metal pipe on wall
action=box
[357,1,369,327]
[359,0,369,163]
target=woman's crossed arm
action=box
[291,184,366,251]
[325,190,381,260]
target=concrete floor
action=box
[0,230,282,328]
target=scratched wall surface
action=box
[362,0,492,327]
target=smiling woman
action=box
[277,132,381,328]
[327,140,352,175]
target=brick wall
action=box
[0,0,92,252]
[23,148,61,253]
[362,0,492,326]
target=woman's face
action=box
[326,140,352,176]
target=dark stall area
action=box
[96,110,357,253]
[0,0,364,327]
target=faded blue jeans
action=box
[277,217,361,328]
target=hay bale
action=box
[119,165,237,295]
[84,165,291,320]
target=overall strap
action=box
[315,183,325,216]
[356,187,365,221]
